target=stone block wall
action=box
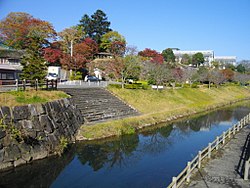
[0,98,83,171]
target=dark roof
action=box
[0,49,25,59]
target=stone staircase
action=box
[59,88,139,123]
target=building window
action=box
[0,72,14,80]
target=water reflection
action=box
[0,103,249,188]
[0,148,75,188]
[77,134,139,171]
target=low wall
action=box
[0,98,83,171]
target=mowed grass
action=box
[109,86,250,114]
[80,86,250,140]
[0,90,69,107]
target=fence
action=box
[0,79,57,92]
[167,113,250,188]
[58,80,108,88]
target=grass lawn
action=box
[79,86,250,140]
[0,89,69,107]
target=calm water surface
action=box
[0,103,249,188]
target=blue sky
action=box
[0,0,249,60]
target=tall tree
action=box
[0,12,57,80]
[58,26,84,54]
[192,52,204,67]
[72,37,98,69]
[0,12,56,50]
[79,9,112,44]
[162,48,175,64]
[181,54,192,65]
[100,31,126,56]
[145,63,171,88]
[138,48,164,64]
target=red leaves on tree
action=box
[221,68,234,81]
[43,47,62,64]
[138,48,163,64]
[0,12,56,51]
[110,41,126,56]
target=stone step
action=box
[59,88,138,123]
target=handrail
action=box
[167,113,250,188]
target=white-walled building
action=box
[214,56,237,66]
[173,49,214,66]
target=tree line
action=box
[0,10,249,87]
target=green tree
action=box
[192,52,204,67]
[100,31,126,56]
[181,54,192,65]
[236,64,246,73]
[58,26,84,54]
[111,55,141,88]
[79,9,112,44]
[162,48,175,64]
[0,12,56,81]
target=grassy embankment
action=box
[78,86,250,140]
[0,90,69,107]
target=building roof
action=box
[0,49,24,59]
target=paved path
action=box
[182,125,250,188]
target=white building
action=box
[214,56,237,66]
[0,46,23,84]
[173,49,214,66]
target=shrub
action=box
[125,83,143,89]
[191,83,199,88]
[108,84,122,89]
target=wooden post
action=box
[208,143,212,158]
[15,79,18,91]
[238,122,241,131]
[228,128,231,139]
[216,137,219,150]
[46,80,48,90]
[52,80,54,89]
[198,151,202,169]
[172,177,177,188]
[244,159,250,180]
[222,132,226,145]
[55,79,57,90]
[35,79,38,91]
[23,79,26,91]
[233,125,236,135]
[187,162,191,182]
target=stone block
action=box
[39,115,54,134]
[4,144,21,162]
[14,158,26,167]
[0,128,6,139]
[0,149,4,162]
[13,105,31,121]
[29,103,45,116]
[0,161,13,170]
[0,106,12,125]
[31,116,43,131]
[30,145,48,160]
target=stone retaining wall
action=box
[0,98,83,171]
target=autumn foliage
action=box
[138,48,164,64]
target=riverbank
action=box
[77,86,250,141]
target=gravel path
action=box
[181,125,250,188]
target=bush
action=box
[125,83,143,89]
[191,83,199,88]
[108,84,122,89]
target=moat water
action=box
[0,102,250,188]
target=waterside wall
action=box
[0,98,83,171]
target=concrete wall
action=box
[0,98,83,171]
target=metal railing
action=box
[58,80,108,88]
[167,113,250,188]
